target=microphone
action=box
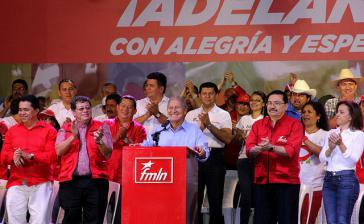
[151,120,170,146]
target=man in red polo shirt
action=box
[106,95,146,184]
[1,95,57,224]
[246,90,303,224]
[104,95,146,224]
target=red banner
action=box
[1,0,364,62]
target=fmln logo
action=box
[135,157,173,184]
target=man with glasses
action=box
[246,90,303,224]
[55,96,113,224]
[48,79,77,126]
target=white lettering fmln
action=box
[140,168,168,181]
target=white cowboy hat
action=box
[291,80,317,97]
[333,68,363,86]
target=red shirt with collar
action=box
[1,121,57,188]
[0,121,8,179]
[104,119,146,183]
[246,114,303,184]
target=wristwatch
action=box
[96,139,104,145]
[155,112,161,118]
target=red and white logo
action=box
[135,157,173,184]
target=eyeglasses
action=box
[267,101,285,106]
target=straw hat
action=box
[333,68,363,86]
[291,80,317,97]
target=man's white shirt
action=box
[185,104,232,148]
[134,95,169,135]
[48,101,75,126]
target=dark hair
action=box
[302,101,329,131]
[12,79,28,91]
[199,82,218,94]
[318,94,335,107]
[106,93,121,105]
[103,82,117,89]
[267,90,288,104]
[58,79,76,90]
[51,117,61,131]
[71,96,91,111]
[147,72,167,94]
[19,95,40,110]
[336,101,363,130]
[251,90,267,116]
[121,95,137,109]
[10,98,20,115]
[37,96,46,101]
[227,94,238,105]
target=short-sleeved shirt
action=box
[299,129,327,190]
[48,101,75,126]
[134,95,169,134]
[324,97,361,119]
[185,104,232,148]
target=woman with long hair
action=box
[319,101,364,223]
[299,101,328,223]
[235,90,266,224]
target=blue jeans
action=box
[323,170,359,224]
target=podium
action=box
[122,146,198,224]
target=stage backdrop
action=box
[0,61,363,104]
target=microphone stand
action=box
[151,121,170,146]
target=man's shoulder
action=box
[131,120,147,130]
[136,97,149,103]
[325,97,338,106]
[186,108,200,116]
[48,101,63,111]
[183,120,198,129]
[161,95,169,103]
[212,105,230,115]
[281,115,302,127]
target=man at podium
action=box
[142,96,209,223]
[143,96,209,161]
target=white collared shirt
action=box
[134,95,169,135]
[92,104,104,118]
[48,101,75,127]
[0,116,18,128]
[319,128,364,172]
[185,104,232,148]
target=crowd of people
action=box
[0,68,364,224]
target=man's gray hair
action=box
[168,96,188,109]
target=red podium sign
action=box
[122,146,195,224]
